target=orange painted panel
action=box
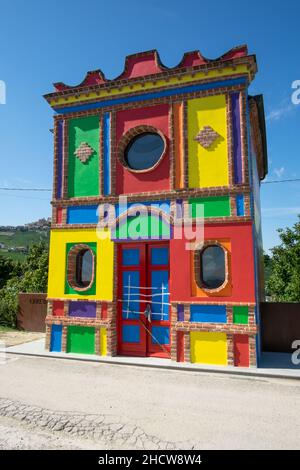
[173,102,184,189]
[190,239,232,297]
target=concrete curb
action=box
[5,349,300,381]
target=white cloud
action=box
[266,104,294,121]
[273,167,285,178]
[266,93,300,122]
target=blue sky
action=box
[0,0,299,252]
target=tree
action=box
[266,215,300,302]
[19,241,49,292]
[0,255,22,289]
[0,241,49,327]
[263,252,273,286]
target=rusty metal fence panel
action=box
[18,293,47,332]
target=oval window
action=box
[124,132,165,171]
[200,245,225,289]
[75,249,93,288]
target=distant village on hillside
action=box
[0,218,51,233]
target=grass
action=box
[0,230,49,248]
[0,325,17,332]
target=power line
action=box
[262,178,300,184]
[0,187,51,191]
[0,177,299,192]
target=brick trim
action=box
[47,70,253,111]
[66,244,95,292]
[51,185,251,207]
[117,125,168,174]
[52,82,248,121]
[193,241,230,294]
[175,322,257,335]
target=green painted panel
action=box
[189,196,231,218]
[233,306,249,324]
[68,116,100,197]
[67,326,95,354]
[115,214,170,240]
[64,242,97,295]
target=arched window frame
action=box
[194,241,229,293]
[117,125,167,173]
[67,244,95,292]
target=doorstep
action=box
[2,339,300,380]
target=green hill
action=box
[0,229,49,262]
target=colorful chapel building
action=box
[44,45,268,367]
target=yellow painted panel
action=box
[188,95,229,188]
[100,328,107,356]
[47,228,114,300]
[49,65,249,107]
[190,332,227,365]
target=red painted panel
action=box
[234,334,250,367]
[170,222,256,303]
[120,53,163,79]
[101,302,108,320]
[116,105,170,194]
[53,300,64,317]
[56,207,63,224]
[177,331,184,362]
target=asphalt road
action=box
[0,355,299,449]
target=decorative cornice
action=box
[44,45,257,107]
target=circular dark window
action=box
[200,245,226,289]
[124,132,165,171]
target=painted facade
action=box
[44,45,268,367]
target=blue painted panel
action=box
[50,324,62,352]
[103,113,111,195]
[190,305,227,323]
[151,270,169,321]
[123,248,140,266]
[54,78,247,114]
[236,194,245,216]
[151,247,169,265]
[122,325,140,343]
[67,205,98,224]
[151,326,170,345]
[122,270,140,319]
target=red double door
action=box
[117,242,170,358]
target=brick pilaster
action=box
[227,333,234,366]
[184,332,190,362]
[61,326,68,352]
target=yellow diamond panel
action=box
[188,95,229,188]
